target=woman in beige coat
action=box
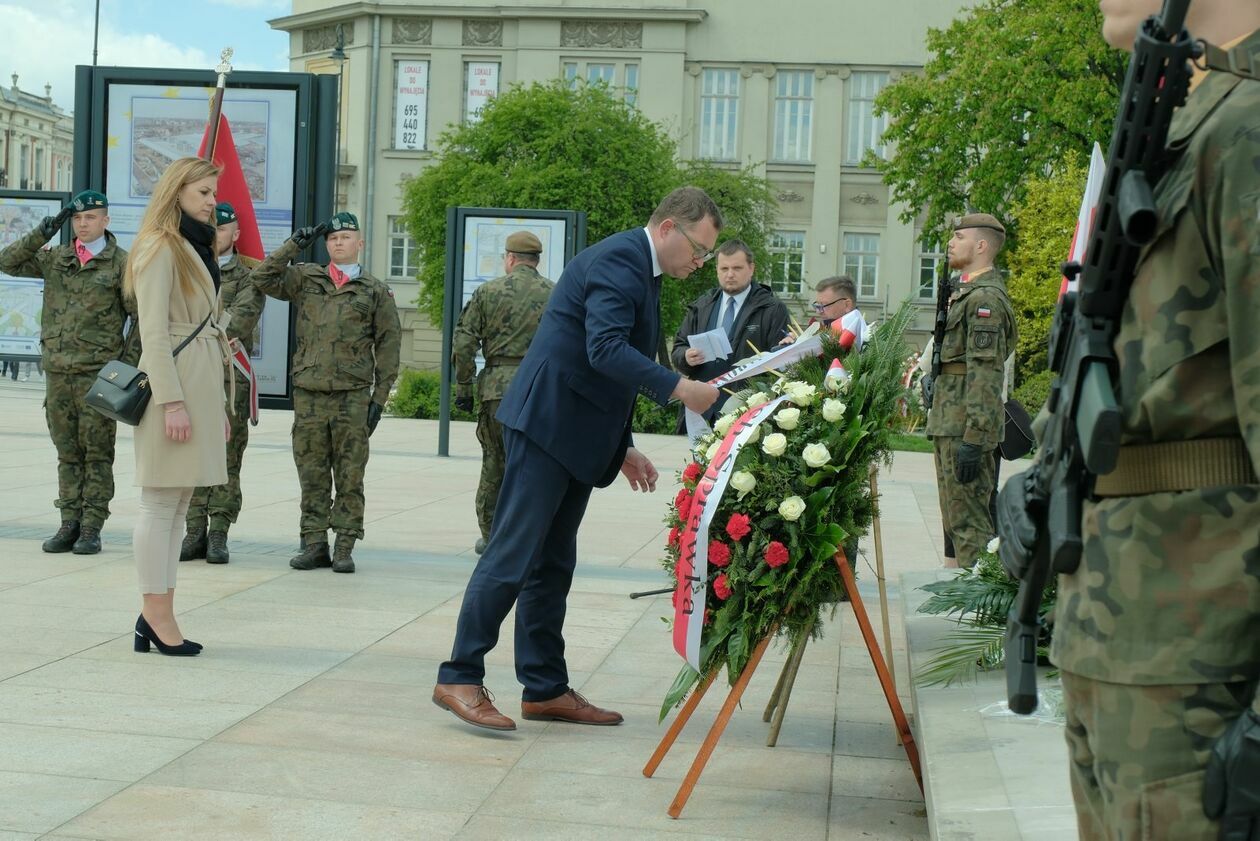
[124,157,231,656]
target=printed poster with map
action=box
[0,191,68,360]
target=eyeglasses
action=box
[811,297,851,313]
[671,221,715,262]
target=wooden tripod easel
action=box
[643,546,922,819]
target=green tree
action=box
[401,79,777,349]
[874,0,1124,242]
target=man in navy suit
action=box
[433,187,724,731]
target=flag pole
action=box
[205,47,234,161]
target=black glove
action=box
[367,402,383,436]
[920,374,935,409]
[39,206,74,239]
[290,226,320,249]
[454,390,474,414]
[1204,707,1260,841]
[996,471,1040,580]
[955,441,983,483]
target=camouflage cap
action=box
[954,213,1006,234]
[215,202,237,226]
[69,190,108,213]
[326,211,360,234]
[505,230,543,255]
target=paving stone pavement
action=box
[0,379,951,840]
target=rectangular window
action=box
[464,61,500,124]
[917,238,945,300]
[773,70,814,163]
[563,62,578,90]
[587,63,615,85]
[845,71,890,165]
[699,68,740,160]
[768,230,806,295]
[388,216,422,281]
[393,60,429,150]
[843,233,881,299]
[624,63,639,106]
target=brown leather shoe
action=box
[521,689,624,726]
[432,683,516,731]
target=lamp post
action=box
[329,24,347,205]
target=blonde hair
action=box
[124,157,221,300]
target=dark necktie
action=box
[722,296,736,337]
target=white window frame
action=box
[388,216,422,281]
[917,237,945,301]
[773,70,814,163]
[843,232,881,299]
[845,71,890,166]
[699,68,740,161]
[559,59,640,105]
[392,59,430,151]
[768,230,806,295]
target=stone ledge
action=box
[902,570,1079,841]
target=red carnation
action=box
[713,573,733,601]
[674,488,693,520]
[765,541,790,568]
[682,461,703,484]
[725,512,751,542]
[708,539,731,568]
[667,526,680,548]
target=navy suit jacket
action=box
[497,228,681,487]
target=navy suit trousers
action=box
[438,426,593,701]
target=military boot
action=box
[290,536,331,570]
[332,534,356,574]
[179,527,207,562]
[72,526,102,555]
[206,530,230,565]
[42,520,80,553]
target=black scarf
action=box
[178,211,221,292]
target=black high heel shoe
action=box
[134,614,202,656]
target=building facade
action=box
[270,0,969,368]
[0,75,74,194]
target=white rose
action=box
[986,536,1000,554]
[801,442,831,468]
[705,440,722,461]
[781,380,811,394]
[745,424,761,445]
[822,399,846,422]
[774,407,801,430]
[714,414,735,437]
[778,495,807,521]
[745,391,771,409]
[762,432,788,457]
[786,382,817,407]
[729,470,757,499]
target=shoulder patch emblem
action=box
[977,307,991,318]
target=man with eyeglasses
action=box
[433,187,723,732]
[811,275,869,352]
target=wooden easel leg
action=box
[667,629,777,819]
[868,467,901,745]
[762,654,790,723]
[835,550,924,793]
[643,669,718,778]
[766,620,812,747]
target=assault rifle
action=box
[923,258,953,409]
[997,0,1200,715]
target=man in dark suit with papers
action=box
[433,187,723,731]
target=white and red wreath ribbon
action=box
[230,344,259,426]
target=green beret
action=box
[954,213,1006,235]
[215,202,237,226]
[326,212,359,234]
[70,190,108,213]
[505,230,543,255]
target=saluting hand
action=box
[290,226,320,249]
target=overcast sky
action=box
[2,0,291,111]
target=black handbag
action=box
[85,315,210,426]
[1000,398,1036,461]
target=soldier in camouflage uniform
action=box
[925,213,1014,569]
[0,190,137,554]
[180,203,265,565]
[1045,8,1260,838]
[253,212,401,573]
[453,231,555,555]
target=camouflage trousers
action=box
[474,399,505,541]
[1062,670,1258,840]
[46,370,117,528]
[188,372,251,533]
[932,436,995,568]
[292,387,370,540]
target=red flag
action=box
[197,114,264,260]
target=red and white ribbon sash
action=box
[230,346,259,426]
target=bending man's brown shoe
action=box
[521,689,624,726]
[432,683,516,731]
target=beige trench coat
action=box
[132,238,230,487]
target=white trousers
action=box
[134,487,193,594]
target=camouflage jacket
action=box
[0,228,137,374]
[1051,35,1260,686]
[252,239,401,404]
[217,253,264,383]
[453,264,554,402]
[924,267,1015,448]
